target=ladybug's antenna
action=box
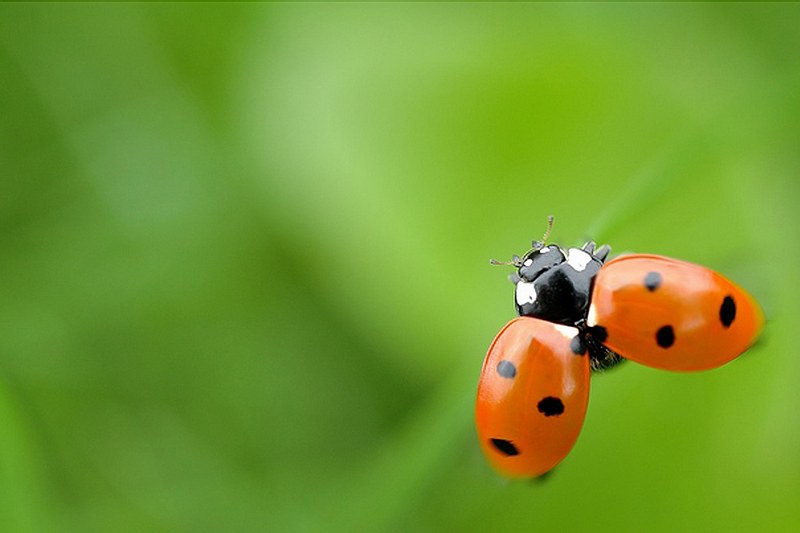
[489,215,555,267]
[531,215,555,250]
[489,255,523,267]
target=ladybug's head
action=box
[490,217,612,285]
[490,215,563,283]
[496,240,610,285]
[517,245,567,283]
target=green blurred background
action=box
[1,3,799,532]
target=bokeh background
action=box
[1,3,799,532]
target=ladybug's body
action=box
[476,227,763,479]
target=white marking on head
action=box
[539,247,550,254]
[515,281,537,306]
[523,258,533,267]
[566,248,592,272]
[587,303,597,326]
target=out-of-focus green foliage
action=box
[1,4,798,532]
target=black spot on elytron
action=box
[537,396,565,417]
[496,360,517,379]
[490,438,519,456]
[656,325,675,348]
[720,295,736,328]
[570,335,587,356]
[589,325,608,343]
[644,271,662,291]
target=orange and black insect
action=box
[476,217,763,478]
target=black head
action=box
[517,245,566,283]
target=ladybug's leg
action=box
[595,244,611,262]
[583,241,611,262]
[588,342,626,372]
[575,323,625,372]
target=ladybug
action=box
[475,216,763,478]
